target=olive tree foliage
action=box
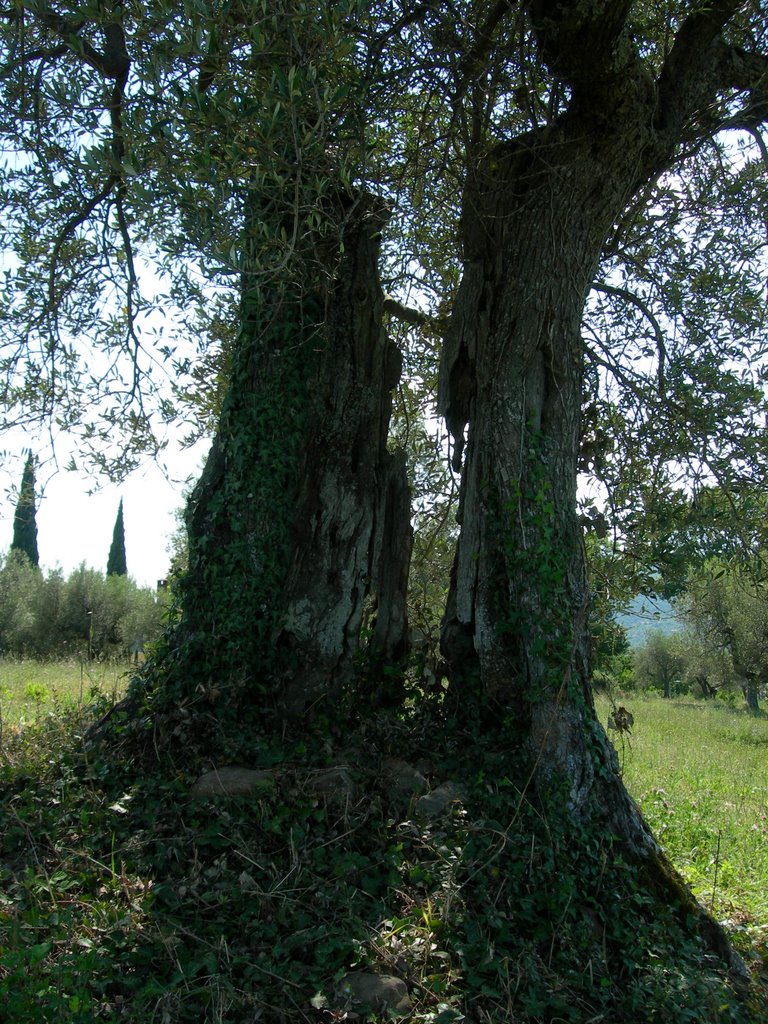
[0,549,49,654]
[682,557,768,713]
[1,1,766,602]
[677,631,735,699]
[631,626,740,699]
[584,141,768,490]
[0,1,171,471]
[58,565,161,659]
[0,0,364,473]
[629,532,768,710]
[0,551,163,658]
[579,139,768,598]
[633,628,688,699]
[584,537,633,690]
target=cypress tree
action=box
[11,452,39,567]
[106,498,128,577]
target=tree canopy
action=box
[683,555,768,712]
[1,2,766,508]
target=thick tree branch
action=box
[383,296,445,333]
[0,41,67,79]
[21,3,129,80]
[655,0,743,134]
[716,45,768,131]
[527,0,633,85]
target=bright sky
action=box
[0,437,209,591]
[0,230,216,590]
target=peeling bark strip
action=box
[437,0,762,974]
[179,194,412,717]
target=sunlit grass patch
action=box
[598,694,768,930]
[0,659,128,732]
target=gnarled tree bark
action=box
[168,194,412,720]
[439,0,762,975]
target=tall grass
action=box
[598,694,768,935]
[0,658,129,732]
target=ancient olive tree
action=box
[371,0,768,969]
[419,0,768,841]
[2,0,768,993]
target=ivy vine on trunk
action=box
[158,192,412,722]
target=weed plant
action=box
[0,658,128,734]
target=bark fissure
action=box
[173,196,412,719]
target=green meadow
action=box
[1,662,765,936]
[0,658,129,733]
[2,662,764,935]
[596,694,768,942]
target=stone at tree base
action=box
[338,972,411,1015]
[383,758,428,798]
[414,781,465,819]
[190,766,274,798]
[304,766,355,799]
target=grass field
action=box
[2,662,764,931]
[596,693,768,940]
[2,662,765,932]
[0,658,129,732]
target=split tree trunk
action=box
[172,194,412,719]
[439,124,641,825]
[438,53,745,972]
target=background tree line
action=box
[3,453,162,660]
[0,549,166,661]
[630,555,768,714]
[592,482,768,715]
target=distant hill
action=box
[617,595,683,648]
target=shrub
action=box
[0,551,47,656]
